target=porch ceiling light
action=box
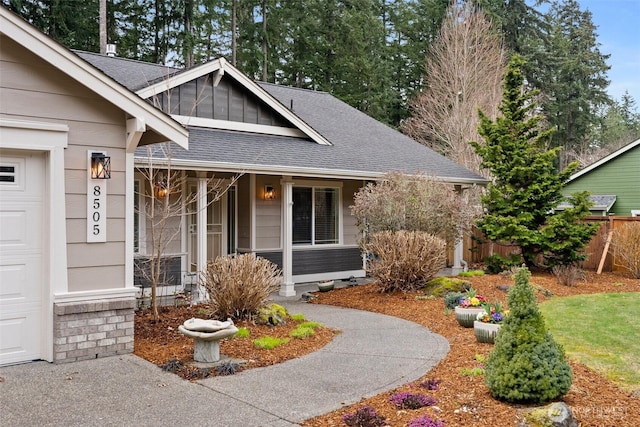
[264,185,275,200]
[154,178,169,199]
[90,152,111,179]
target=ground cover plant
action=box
[539,292,640,390]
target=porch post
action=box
[280,178,295,296]
[196,173,208,301]
[451,184,466,274]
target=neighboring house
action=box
[76,51,487,299]
[562,138,640,217]
[0,8,188,365]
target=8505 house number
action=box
[87,153,107,243]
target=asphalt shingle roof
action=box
[74,51,486,183]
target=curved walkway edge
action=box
[0,300,449,427]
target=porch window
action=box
[292,187,339,245]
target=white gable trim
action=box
[172,115,307,138]
[0,8,188,151]
[135,57,332,146]
[569,138,640,181]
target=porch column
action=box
[196,173,208,301]
[280,178,295,296]
[451,184,466,274]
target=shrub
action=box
[443,292,466,309]
[485,267,572,403]
[423,277,471,297]
[214,361,241,376]
[289,326,315,339]
[256,303,288,326]
[299,321,323,329]
[388,392,436,409]
[233,327,250,338]
[341,406,386,427]
[202,254,281,320]
[418,378,441,391]
[366,230,447,292]
[350,171,480,245]
[252,336,289,349]
[484,253,522,274]
[610,222,640,278]
[458,269,484,277]
[552,264,585,286]
[290,313,306,322]
[407,414,446,427]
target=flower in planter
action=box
[476,302,508,324]
[457,287,486,308]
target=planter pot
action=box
[454,306,485,328]
[474,321,501,344]
[317,281,335,292]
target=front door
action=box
[187,182,236,272]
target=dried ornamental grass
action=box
[202,253,281,320]
[366,230,446,292]
[610,222,640,278]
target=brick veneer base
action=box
[53,298,135,363]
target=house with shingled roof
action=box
[75,50,488,298]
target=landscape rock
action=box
[517,402,578,427]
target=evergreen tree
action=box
[471,55,597,269]
[485,267,572,403]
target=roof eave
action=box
[568,137,640,182]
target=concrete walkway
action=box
[0,289,449,427]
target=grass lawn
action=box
[540,292,640,393]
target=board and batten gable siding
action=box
[1,36,127,292]
[154,74,291,127]
[564,146,640,216]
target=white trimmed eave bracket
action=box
[126,117,146,153]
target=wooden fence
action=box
[454,216,640,272]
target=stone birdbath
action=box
[178,318,238,363]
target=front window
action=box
[293,187,339,245]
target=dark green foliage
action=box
[471,55,597,270]
[485,267,572,403]
[423,277,471,298]
[214,361,241,376]
[484,253,523,274]
[443,292,466,309]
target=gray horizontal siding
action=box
[253,247,362,275]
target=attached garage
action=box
[0,149,45,365]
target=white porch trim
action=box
[279,177,295,296]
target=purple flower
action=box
[389,392,436,409]
[491,313,503,322]
[408,414,446,427]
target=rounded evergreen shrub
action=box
[484,267,572,403]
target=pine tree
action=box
[485,267,572,403]
[471,55,597,269]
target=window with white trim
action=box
[292,186,339,245]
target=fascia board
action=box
[134,156,488,185]
[0,8,188,150]
[568,138,640,182]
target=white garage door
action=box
[0,149,45,365]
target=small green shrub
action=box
[485,267,572,403]
[253,336,289,349]
[298,321,323,329]
[366,230,446,292]
[202,253,281,320]
[290,313,306,322]
[458,269,484,277]
[484,253,522,274]
[423,277,471,297]
[233,327,250,338]
[443,291,466,309]
[256,303,288,326]
[460,367,485,377]
[289,326,315,339]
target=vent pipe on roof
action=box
[106,44,117,57]
[290,99,294,111]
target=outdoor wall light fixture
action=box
[264,185,275,200]
[90,152,111,179]
[154,178,169,199]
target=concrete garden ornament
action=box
[178,318,238,363]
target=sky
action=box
[577,0,640,104]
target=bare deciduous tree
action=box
[136,143,240,321]
[402,0,506,176]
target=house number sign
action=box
[87,151,107,242]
